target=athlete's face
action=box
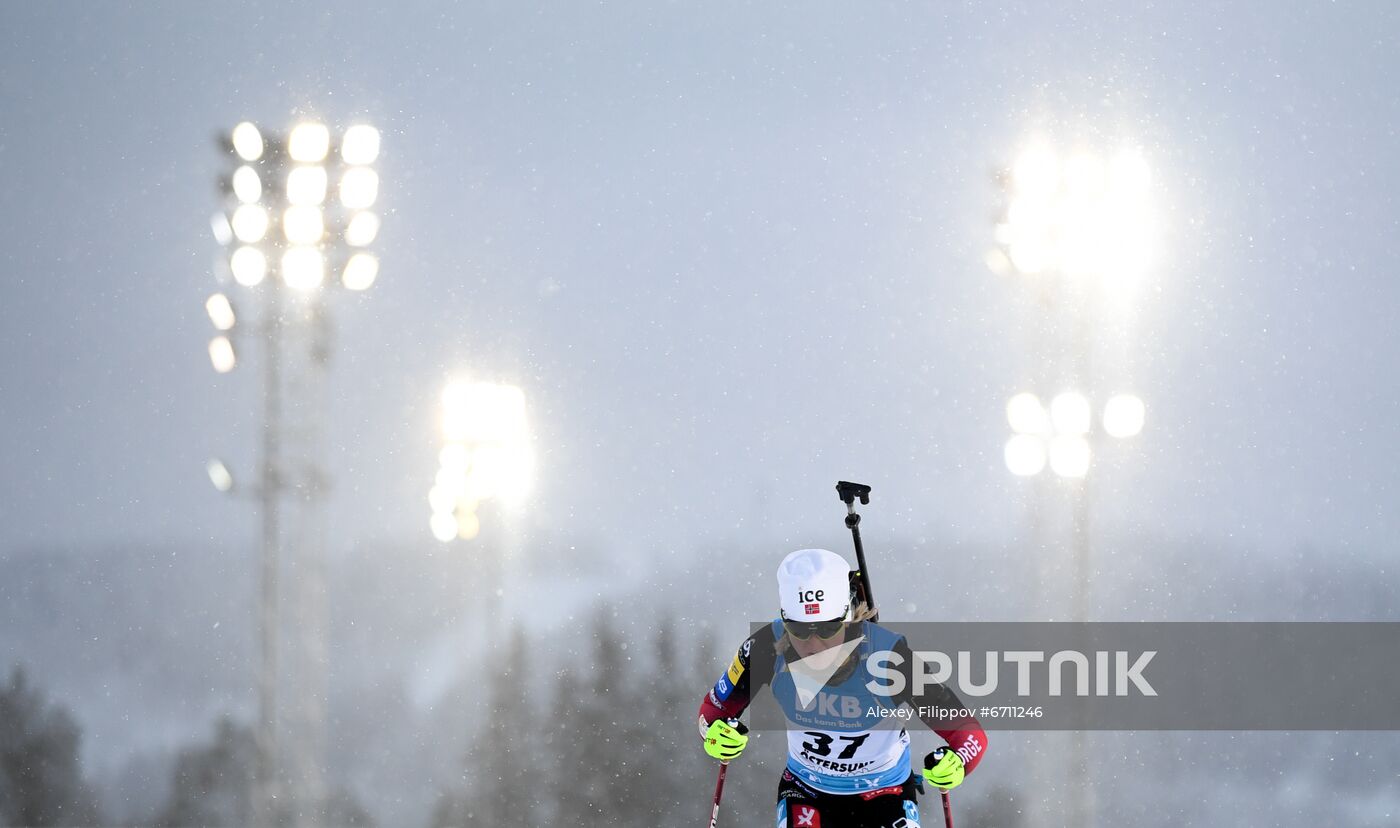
[788,625,847,659]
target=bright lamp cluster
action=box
[993,144,1152,281]
[206,120,383,372]
[1004,391,1144,479]
[430,381,534,542]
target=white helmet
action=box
[777,548,852,622]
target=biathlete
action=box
[698,548,987,827]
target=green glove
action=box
[703,719,749,761]
[923,747,965,791]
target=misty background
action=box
[2,2,1398,826]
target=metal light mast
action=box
[204,119,382,827]
[991,141,1152,828]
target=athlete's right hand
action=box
[702,718,748,761]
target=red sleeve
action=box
[698,685,748,732]
[934,720,988,774]
[696,632,767,737]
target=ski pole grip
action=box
[836,481,872,506]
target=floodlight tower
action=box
[992,141,1151,616]
[1002,391,1145,617]
[991,142,1152,828]
[205,119,382,828]
[429,380,533,540]
[429,380,533,629]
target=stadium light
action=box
[341,253,378,291]
[338,168,378,209]
[230,246,267,287]
[1102,394,1146,439]
[216,122,382,296]
[288,122,330,163]
[1048,435,1091,479]
[205,293,236,331]
[344,212,380,247]
[995,143,1152,283]
[282,206,325,245]
[231,122,263,161]
[231,204,269,244]
[432,380,533,542]
[206,458,234,493]
[430,511,460,543]
[209,335,236,373]
[232,166,262,204]
[1005,434,1048,477]
[1004,390,1144,479]
[341,125,381,165]
[286,166,328,206]
[281,247,325,292]
[1007,392,1049,435]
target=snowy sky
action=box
[2,1,1398,564]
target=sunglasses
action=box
[782,617,847,641]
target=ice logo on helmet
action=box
[797,589,825,615]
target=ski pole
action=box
[706,760,728,828]
[834,481,876,619]
[926,748,955,828]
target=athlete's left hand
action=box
[923,747,965,791]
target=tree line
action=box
[4,612,1020,827]
[429,611,755,825]
[0,666,369,828]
